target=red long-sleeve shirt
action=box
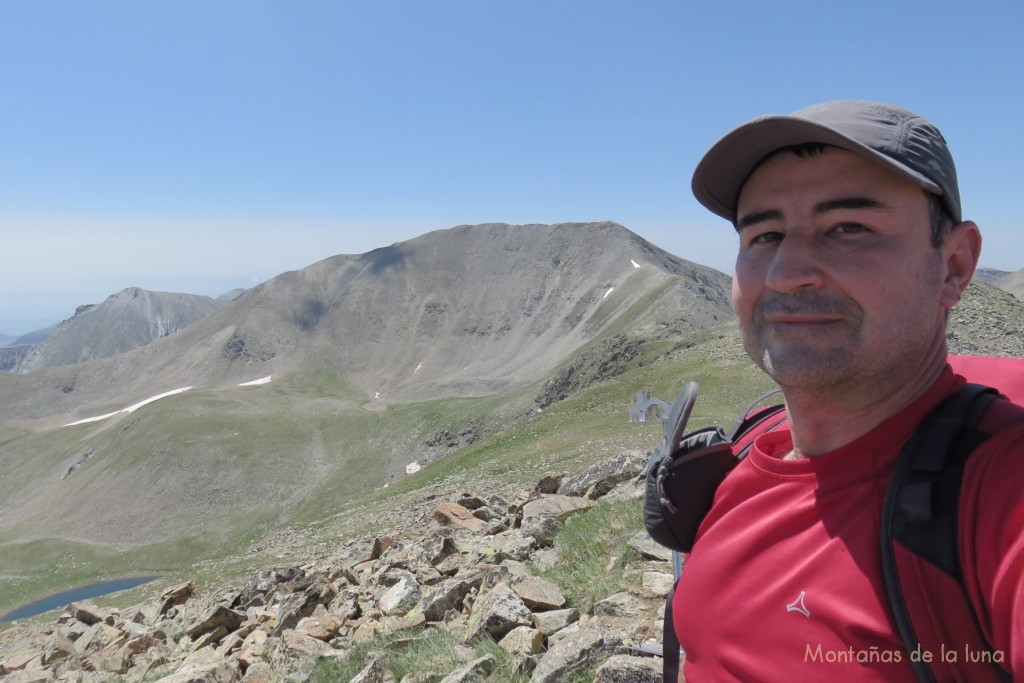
[674,366,1024,682]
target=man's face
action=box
[732,147,950,393]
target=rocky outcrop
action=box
[0,453,671,682]
[0,344,31,373]
[534,335,646,410]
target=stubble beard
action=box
[742,288,944,396]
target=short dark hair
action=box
[738,143,957,248]
[927,192,956,248]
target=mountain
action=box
[0,345,30,373]
[13,324,58,346]
[973,267,1011,285]
[0,222,733,588]
[994,267,1024,300]
[0,322,57,356]
[8,288,222,375]
[215,288,248,305]
[0,222,732,423]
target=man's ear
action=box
[939,220,982,308]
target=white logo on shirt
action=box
[787,591,811,618]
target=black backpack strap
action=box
[725,388,786,460]
[662,580,682,683]
[881,383,1011,683]
[726,388,784,439]
[733,405,786,460]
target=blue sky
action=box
[1,0,1022,332]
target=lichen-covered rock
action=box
[419,578,477,622]
[434,503,485,532]
[186,606,245,641]
[499,626,544,655]
[511,577,566,611]
[521,495,596,523]
[376,577,422,616]
[627,531,674,562]
[594,654,662,683]
[531,627,625,683]
[160,582,199,615]
[557,450,646,499]
[68,601,114,626]
[464,583,532,643]
[641,571,675,597]
[593,591,650,620]
[271,577,338,636]
[439,653,496,683]
[520,515,561,548]
[531,608,580,636]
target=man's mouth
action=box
[762,314,844,325]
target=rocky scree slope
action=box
[0,452,671,682]
[947,281,1024,358]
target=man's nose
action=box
[765,235,825,293]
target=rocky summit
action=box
[0,451,669,682]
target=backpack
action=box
[642,355,1024,683]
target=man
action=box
[675,100,1024,681]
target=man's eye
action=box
[832,223,867,234]
[750,231,783,245]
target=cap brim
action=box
[691,115,943,222]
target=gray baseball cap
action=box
[691,99,961,224]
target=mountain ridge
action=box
[0,221,736,569]
[0,222,732,423]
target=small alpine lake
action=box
[0,576,161,623]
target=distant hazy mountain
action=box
[12,288,222,374]
[994,268,1024,300]
[974,267,1011,285]
[215,288,248,305]
[0,322,58,371]
[14,322,60,345]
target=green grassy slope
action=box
[0,321,771,621]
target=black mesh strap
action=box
[881,384,1011,683]
[662,582,682,683]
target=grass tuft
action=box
[308,628,530,683]
[535,497,645,613]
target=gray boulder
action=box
[594,654,662,682]
[557,450,647,499]
[531,627,625,683]
[464,583,532,643]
